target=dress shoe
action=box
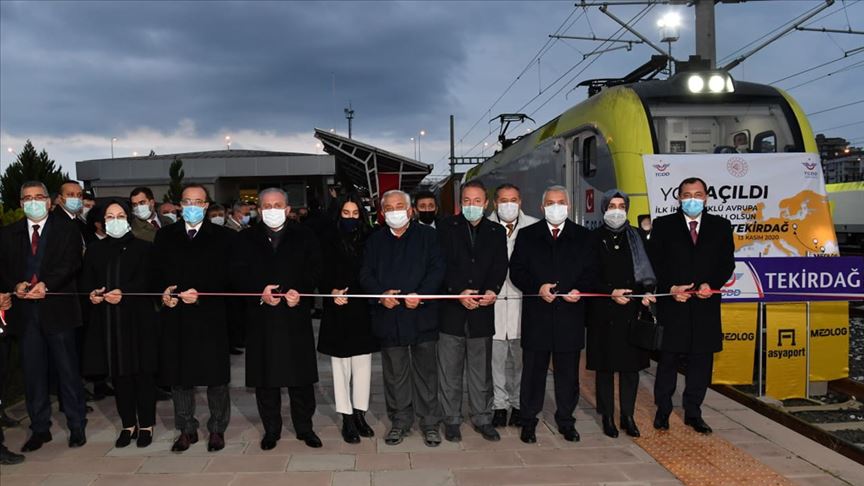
[601,415,619,438]
[653,412,670,431]
[473,424,500,442]
[384,427,408,445]
[260,433,280,451]
[0,444,25,465]
[422,428,441,447]
[115,427,138,448]
[21,431,52,452]
[508,408,522,427]
[492,409,507,427]
[0,410,21,428]
[558,426,580,442]
[341,413,360,444]
[297,431,323,448]
[136,428,153,448]
[68,428,87,448]
[620,416,640,437]
[171,431,199,452]
[520,426,537,443]
[353,409,375,438]
[444,424,462,442]
[684,417,713,434]
[207,432,225,452]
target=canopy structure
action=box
[314,128,432,203]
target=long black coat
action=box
[437,215,508,338]
[0,213,83,335]
[648,210,735,354]
[358,223,446,347]
[81,234,159,378]
[586,227,650,372]
[318,226,379,358]
[153,221,234,386]
[235,223,322,387]
[509,219,596,352]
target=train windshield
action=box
[647,102,801,155]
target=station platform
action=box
[1,333,862,486]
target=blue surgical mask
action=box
[182,205,205,225]
[23,200,49,221]
[163,212,178,223]
[680,198,705,218]
[241,215,251,225]
[64,197,82,213]
[462,205,484,222]
[105,219,131,239]
[133,204,152,220]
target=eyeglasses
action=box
[180,199,207,206]
[21,195,49,203]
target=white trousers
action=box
[331,354,372,415]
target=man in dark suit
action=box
[53,180,95,246]
[130,186,174,242]
[0,181,88,451]
[154,184,234,453]
[436,180,508,443]
[233,188,323,450]
[648,177,735,434]
[0,290,25,465]
[509,185,596,444]
[413,190,441,229]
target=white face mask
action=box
[133,204,152,221]
[81,206,92,219]
[162,212,177,223]
[105,219,131,239]
[497,202,519,223]
[543,204,568,226]
[603,208,628,229]
[210,216,225,226]
[262,208,287,229]
[384,210,409,229]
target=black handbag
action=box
[628,305,663,351]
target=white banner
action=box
[642,153,838,257]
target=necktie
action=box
[187,229,197,240]
[151,220,159,229]
[552,227,560,240]
[30,225,40,284]
[506,223,514,238]
[689,220,698,245]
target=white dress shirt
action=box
[28,218,46,241]
[546,221,564,237]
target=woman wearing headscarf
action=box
[586,190,656,439]
[81,199,159,448]
[317,193,380,444]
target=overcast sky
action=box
[1,0,861,179]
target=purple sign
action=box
[721,257,864,302]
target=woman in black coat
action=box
[318,193,379,443]
[586,190,656,439]
[81,200,158,448]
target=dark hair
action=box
[130,186,155,201]
[181,183,211,202]
[99,198,132,227]
[86,200,107,234]
[334,192,372,256]
[207,203,225,214]
[83,191,95,201]
[461,179,486,194]
[678,177,708,195]
[494,183,520,199]
[412,190,437,207]
[60,180,81,189]
[637,214,651,224]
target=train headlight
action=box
[708,75,726,93]
[687,75,704,93]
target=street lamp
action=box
[658,11,680,73]
[410,137,416,159]
[111,137,118,159]
[132,151,138,157]
[418,130,426,162]
[225,135,231,150]
[483,141,490,156]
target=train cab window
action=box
[582,136,598,177]
[647,102,800,154]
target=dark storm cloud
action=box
[0,1,485,137]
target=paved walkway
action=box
[1,323,862,485]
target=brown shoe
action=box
[207,432,225,452]
[171,431,198,452]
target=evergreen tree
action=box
[0,140,70,210]
[164,158,184,203]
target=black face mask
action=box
[417,210,436,225]
[339,217,360,233]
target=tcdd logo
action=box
[652,163,670,177]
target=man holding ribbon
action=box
[0,181,88,451]
[509,185,596,444]
[154,183,235,453]
[649,177,735,434]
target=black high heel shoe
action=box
[115,427,138,448]
[601,415,619,438]
[620,416,640,438]
[137,428,153,448]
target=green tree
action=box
[0,140,70,210]
[0,203,24,226]
[164,158,184,203]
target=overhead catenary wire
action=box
[786,59,864,90]
[815,119,864,132]
[807,98,864,116]
[770,46,864,84]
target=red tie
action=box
[552,228,560,240]
[151,220,159,229]
[30,225,40,284]
[689,220,698,245]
